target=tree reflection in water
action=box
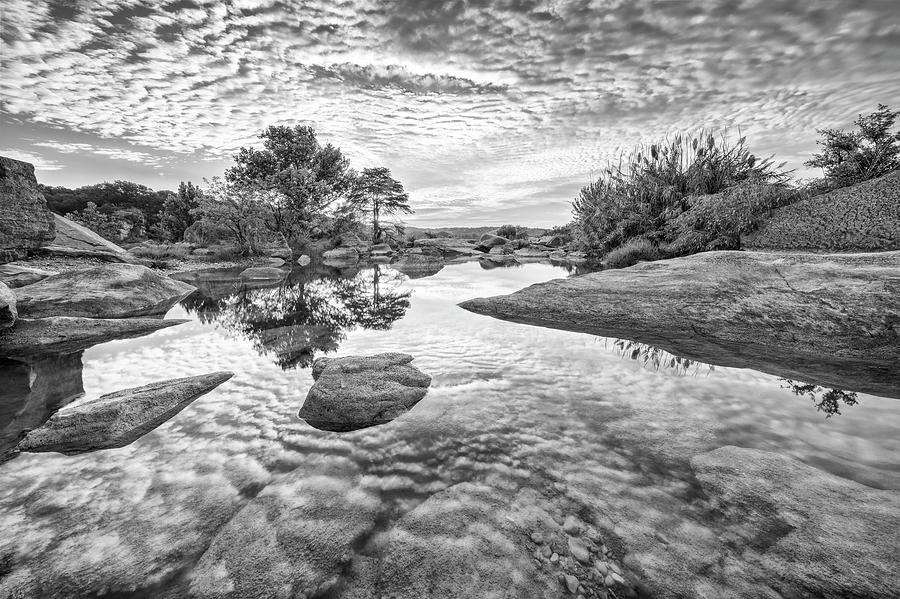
[180,264,411,369]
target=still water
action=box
[1,261,898,598]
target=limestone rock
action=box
[299,353,431,432]
[514,246,551,258]
[14,263,196,319]
[691,446,900,598]
[475,234,509,252]
[0,281,16,328]
[44,213,133,262]
[0,156,55,263]
[370,242,393,256]
[413,237,482,257]
[323,246,359,263]
[393,251,445,279]
[17,371,233,454]
[0,264,57,288]
[238,266,287,282]
[460,250,900,399]
[0,316,187,359]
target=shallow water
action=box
[1,261,898,597]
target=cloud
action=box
[32,141,168,166]
[1,0,898,224]
[0,149,63,171]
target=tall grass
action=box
[573,131,790,254]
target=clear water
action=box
[1,261,898,597]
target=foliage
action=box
[226,125,354,244]
[608,339,713,376]
[806,104,900,189]
[543,223,573,244]
[350,167,412,243]
[65,202,145,242]
[191,178,270,255]
[158,181,201,242]
[42,180,170,238]
[602,237,661,269]
[572,131,790,254]
[495,224,530,239]
[781,380,859,417]
[129,243,192,260]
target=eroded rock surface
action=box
[17,371,233,455]
[14,263,196,318]
[0,316,188,359]
[299,353,431,432]
[0,281,16,328]
[412,237,481,257]
[460,250,900,398]
[393,251,445,279]
[0,156,55,263]
[691,446,900,598]
[0,264,57,288]
[43,213,133,262]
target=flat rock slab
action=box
[0,264,57,288]
[299,353,431,432]
[17,371,233,455]
[460,250,900,398]
[47,213,132,261]
[0,316,188,359]
[691,446,900,598]
[14,263,196,318]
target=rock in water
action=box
[0,281,16,328]
[475,233,509,252]
[412,237,481,257]
[0,316,188,359]
[0,264,57,288]
[393,251,445,279]
[42,213,133,262]
[0,156,55,263]
[691,446,900,598]
[238,266,287,283]
[14,263,196,318]
[299,353,431,432]
[460,250,900,399]
[17,371,233,455]
[322,246,359,263]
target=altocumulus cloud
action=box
[1,0,898,225]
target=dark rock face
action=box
[460,250,900,398]
[0,156,55,263]
[299,353,431,432]
[190,473,380,599]
[0,316,188,359]
[475,233,509,252]
[0,264,57,288]
[14,263,196,318]
[17,371,233,455]
[747,170,900,251]
[0,281,16,328]
[691,446,900,598]
[44,213,133,262]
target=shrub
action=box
[130,243,192,260]
[572,131,789,254]
[806,104,900,190]
[602,237,662,269]
[496,224,529,239]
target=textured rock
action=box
[17,371,233,455]
[460,250,900,398]
[190,473,380,599]
[691,446,900,598]
[44,213,133,262]
[514,246,551,258]
[238,266,287,282]
[370,242,393,256]
[537,235,564,247]
[0,156,55,262]
[14,263,196,318]
[170,267,243,301]
[323,246,360,263]
[747,170,900,251]
[393,251,445,279]
[475,233,509,252]
[0,264,57,288]
[0,316,188,359]
[299,353,431,432]
[0,281,16,328]
[413,237,482,257]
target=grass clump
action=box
[602,237,661,268]
[130,243,192,260]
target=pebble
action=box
[609,561,622,576]
[564,574,580,594]
[563,515,583,535]
[568,537,591,563]
[654,531,672,545]
[604,574,614,587]
[550,552,559,563]
[611,572,626,585]
[530,531,544,544]
[541,545,552,558]
[595,560,609,575]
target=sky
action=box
[1,0,898,227]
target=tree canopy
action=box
[351,167,412,243]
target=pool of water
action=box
[1,261,898,597]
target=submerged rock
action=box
[0,263,57,288]
[393,251,444,279]
[238,266,287,283]
[460,250,900,398]
[0,316,188,359]
[0,281,15,328]
[17,371,233,455]
[0,156,56,263]
[691,446,900,598]
[323,246,359,263]
[14,263,196,318]
[43,213,133,263]
[299,353,431,432]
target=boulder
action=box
[370,243,393,256]
[489,244,513,255]
[17,371,233,455]
[475,234,509,252]
[537,235,564,247]
[0,157,55,263]
[413,237,481,257]
[43,213,133,262]
[0,317,188,359]
[239,266,287,283]
[513,246,551,258]
[746,170,900,251]
[691,446,900,598]
[170,267,243,301]
[14,263,196,319]
[460,250,900,399]
[0,264,57,288]
[190,473,380,599]
[297,254,312,266]
[0,281,16,328]
[299,353,431,432]
[393,251,445,279]
[323,247,359,263]
[479,255,519,270]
